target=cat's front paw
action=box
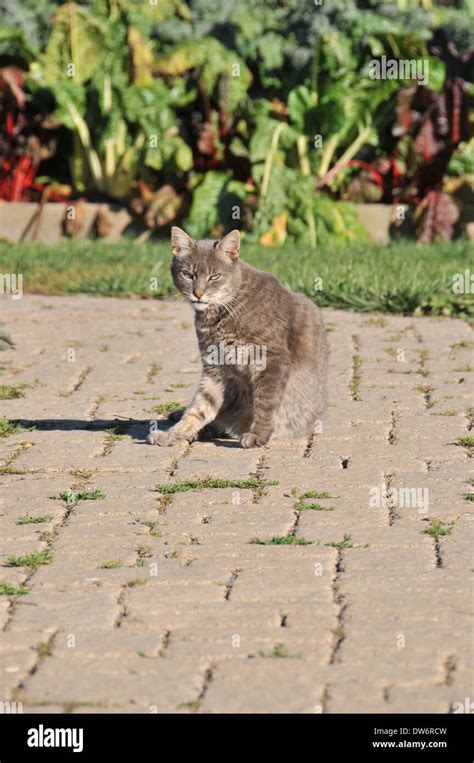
[147,429,177,446]
[240,432,266,448]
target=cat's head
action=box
[171,227,242,312]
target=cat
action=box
[147,226,329,448]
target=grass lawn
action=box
[0,238,472,318]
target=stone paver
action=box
[0,295,472,714]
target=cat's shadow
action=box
[13,418,241,448]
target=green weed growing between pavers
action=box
[0,582,29,596]
[17,515,53,525]
[104,421,131,441]
[36,642,53,658]
[349,351,362,400]
[423,519,456,537]
[294,501,334,512]
[104,432,130,442]
[178,700,202,712]
[56,489,106,503]
[457,436,474,450]
[249,535,312,545]
[450,341,474,351]
[0,417,25,438]
[1,443,34,476]
[325,533,355,549]
[70,469,95,480]
[6,548,53,570]
[99,561,123,569]
[155,477,279,494]
[291,487,336,511]
[147,362,162,380]
[290,487,334,499]
[149,401,183,415]
[141,520,161,537]
[0,385,25,400]
[258,643,301,658]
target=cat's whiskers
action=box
[170,294,187,304]
[222,295,246,322]
[213,299,235,322]
[214,296,241,323]
[227,295,246,313]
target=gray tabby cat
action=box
[147,227,328,448]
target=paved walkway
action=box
[0,295,472,714]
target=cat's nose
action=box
[193,289,204,299]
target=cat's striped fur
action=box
[147,227,328,448]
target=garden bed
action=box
[1,201,473,246]
[1,2,472,249]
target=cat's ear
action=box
[171,226,194,257]
[217,229,240,261]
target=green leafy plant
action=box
[0,384,25,399]
[56,489,106,502]
[0,417,23,438]
[6,548,53,569]
[17,514,53,525]
[30,1,194,199]
[249,535,313,546]
[156,477,278,494]
[2,0,470,245]
[0,581,29,595]
[258,643,301,659]
[423,519,455,537]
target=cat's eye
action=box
[181,270,194,279]
[209,273,222,281]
